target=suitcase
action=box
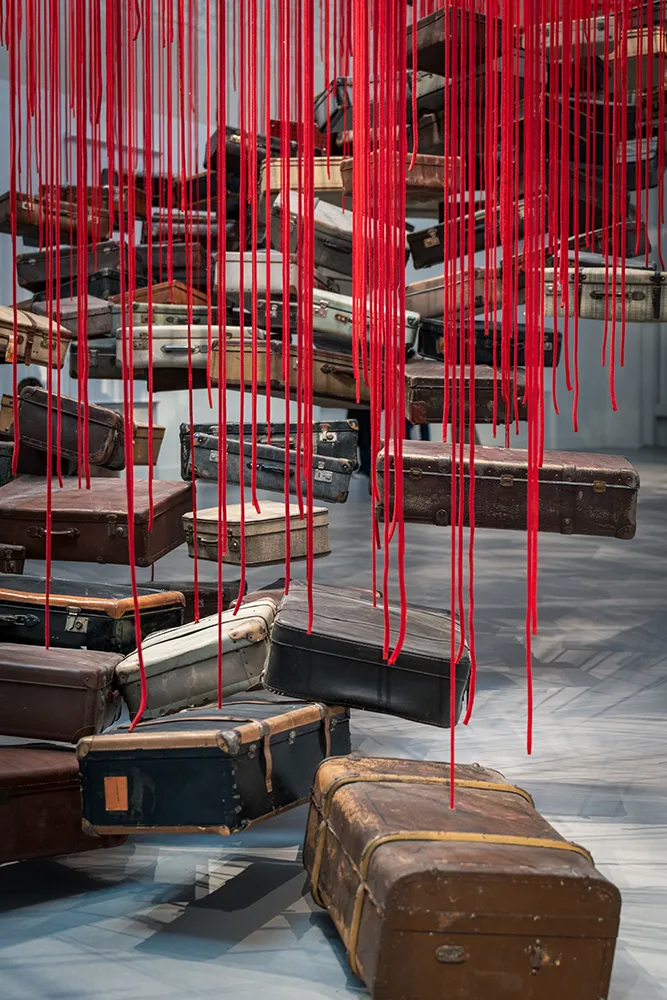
[110,280,209,307]
[405,269,493,318]
[224,437,354,503]
[304,754,620,1000]
[16,241,124,294]
[0,543,25,574]
[0,477,192,565]
[270,191,357,275]
[263,581,471,727]
[218,250,299,300]
[312,265,354,297]
[309,289,420,354]
[0,192,111,244]
[111,300,216,333]
[0,643,123,742]
[314,71,446,135]
[119,324,212,369]
[0,744,126,864]
[142,577,245,622]
[0,574,185,653]
[0,305,73,369]
[141,213,224,250]
[114,598,277,719]
[204,125,295,171]
[135,242,207,290]
[77,699,351,836]
[407,5,487,73]
[133,423,165,466]
[0,393,13,434]
[69,336,127,380]
[621,136,660,190]
[259,157,346,207]
[341,154,458,210]
[185,501,331,566]
[404,361,528,425]
[32,295,112,338]
[417,318,562,369]
[544,264,667,322]
[18,386,128,470]
[377,442,639,539]
[0,440,12,487]
[31,268,150,303]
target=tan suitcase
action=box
[544,266,667,322]
[0,306,73,369]
[259,157,346,208]
[133,423,166,466]
[405,267,497,318]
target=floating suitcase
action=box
[263,581,471,727]
[110,280,209,306]
[407,6,488,73]
[185,501,331,566]
[417,317,562,369]
[133,422,165,466]
[77,698,350,836]
[404,361,528,425]
[204,125,295,171]
[114,598,277,719]
[142,577,245,622]
[270,191,356,274]
[309,289,420,353]
[0,440,12,487]
[259,157,346,207]
[405,268,493,318]
[314,71,446,135]
[0,305,73,369]
[16,241,124,294]
[341,153,458,210]
[376,442,639,538]
[110,300,216,333]
[18,386,128,470]
[32,268,150,303]
[0,744,126,864]
[32,295,112,338]
[312,264,354,297]
[69,336,127,380]
[0,575,185,653]
[544,264,667,322]
[0,643,123,742]
[0,477,192,565]
[141,213,225,250]
[218,250,299,300]
[0,543,25,573]
[225,438,354,503]
[119,324,212,369]
[0,193,111,244]
[135,242,207,290]
[304,754,620,1000]
[0,393,13,434]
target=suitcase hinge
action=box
[408,467,423,479]
[65,606,89,635]
[499,474,514,488]
[106,514,128,539]
[592,480,607,494]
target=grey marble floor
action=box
[1,448,666,999]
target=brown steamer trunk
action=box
[304,755,621,1000]
[405,360,527,424]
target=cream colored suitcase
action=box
[405,267,499,318]
[216,250,299,300]
[543,267,667,322]
[0,306,72,369]
[184,502,331,566]
[119,324,212,369]
[259,157,346,208]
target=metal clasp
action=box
[500,474,514,488]
[65,606,89,635]
[593,480,607,494]
[435,945,466,965]
[106,514,127,539]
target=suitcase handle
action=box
[0,613,39,627]
[27,526,80,540]
[161,344,208,354]
[246,461,294,475]
[320,363,355,385]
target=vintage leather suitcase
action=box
[0,477,192,565]
[32,295,112,338]
[264,582,470,727]
[377,442,639,539]
[110,280,209,306]
[0,543,25,573]
[0,574,185,653]
[111,300,216,333]
[224,437,354,503]
[404,361,528,425]
[405,268,492,318]
[544,265,667,322]
[304,754,621,1000]
[119,324,212,370]
[185,502,331,566]
[341,154,458,212]
[31,268,150,303]
[115,598,277,719]
[142,577,245,622]
[18,386,128,470]
[133,422,165,466]
[259,157,346,207]
[0,744,126,864]
[0,643,123,742]
[78,699,351,836]
[0,304,73,369]
[135,242,208,291]
[417,318,562,369]
[0,440,12,487]
[16,240,123,293]
[0,192,111,244]
[309,289,419,354]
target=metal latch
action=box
[408,467,423,479]
[435,945,466,965]
[106,514,128,539]
[500,474,514,488]
[423,228,441,249]
[65,606,89,635]
[593,480,607,494]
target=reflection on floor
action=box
[1,449,666,999]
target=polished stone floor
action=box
[1,448,666,999]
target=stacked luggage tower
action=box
[0,4,662,998]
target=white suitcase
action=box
[114,598,277,719]
[543,266,667,323]
[312,288,420,352]
[118,324,212,369]
[110,301,214,334]
[215,251,299,300]
[405,267,497,319]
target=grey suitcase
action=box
[115,598,277,719]
[224,437,354,503]
[32,296,112,338]
[110,300,217,333]
[69,336,127,381]
[0,441,12,487]
[16,240,123,293]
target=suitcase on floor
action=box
[417,318,562,369]
[185,502,331,566]
[224,437,354,503]
[119,324,212,370]
[544,265,667,322]
[0,477,192,565]
[0,575,185,653]
[0,744,126,864]
[263,581,470,728]
[16,241,124,294]
[377,442,639,538]
[304,754,621,1000]
[0,305,73,369]
[404,361,528,425]
[0,543,25,574]
[77,699,351,836]
[0,644,123,743]
[114,597,277,720]
[110,280,209,307]
[142,577,245,622]
[32,295,112,338]
[18,386,128,470]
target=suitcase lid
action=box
[0,477,192,524]
[0,573,185,617]
[110,281,208,306]
[0,642,122,691]
[110,301,214,322]
[77,699,347,754]
[0,743,80,792]
[189,502,329,538]
[125,324,214,344]
[0,304,69,337]
[18,386,126,437]
[32,295,111,322]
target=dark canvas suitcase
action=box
[0,477,192,566]
[205,125,297,172]
[135,242,207,290]
[16,241,124,293]
[304,754,620,1000]
[417,318,562,369]
[404,361,528,425]
[0,575,185,653]
[77,699,351,835]
[0,744,126,864]
[111,299,216,332]
[0,644,122,743]
[0,543,25,574]
[224,437,354,503]
[18,386,128,470]
[32,294,112,338]
[263,581,471,728]
[142,577,245,622]
[377,442,639,539]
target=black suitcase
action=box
[135,242,208,291]
[69,336,129,381]
[32,268,150,303]
[263,581,471,729]
[417,318,562,369]
[226,297,298,336]
[204,126,297,172]
[0,574,186,653]
[0,441,12,487]
[77,698,351,835]
[404,361,528,425]
[141,577,246,622]
[16,241,124,294]
[223,437,354,503]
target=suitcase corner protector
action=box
[77,739,93,759]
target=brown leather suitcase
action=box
[304,755,620,1000]
[0,543,25,573]
[0,304,73,369]
[0,743,126,864]
[405,361,527,424]
[0,192,111,243]
[341,153,459,211]
[377,442,639,538]
[0,644,122,743]
[0,477,193,565]
[18,386,129,470]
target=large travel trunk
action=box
[0,477,192,565]
[32,295,113,338]
[404,361,528,425]
[263,581,471,728]
[17,386,128,470]
[544,265,667,322]
[77,699,351,835]
[114,598,277,719]
[119,324,212,369]
[0,744,126,864]
[304,754,621,1000]
[185,502,331,566]
[0,574,185,653]
[224,437,354,503]
[0,644,123,743]
[0,305,73,369]
[16,240,124,293]
[416,317,562,369]
[376,442,639,538]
